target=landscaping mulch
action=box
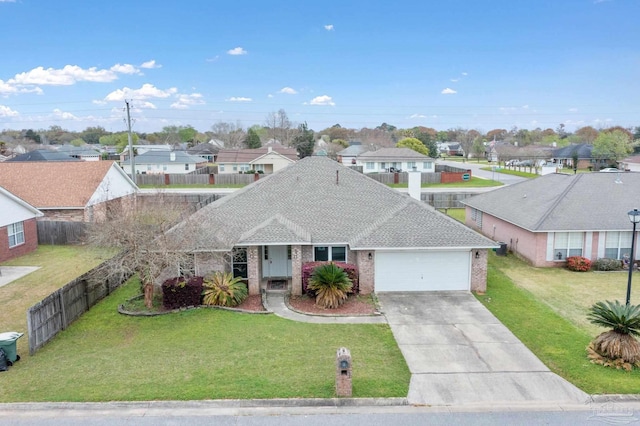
[288,294,378,316]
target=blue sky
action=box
[1,0,638,134]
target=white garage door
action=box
[375,250,470,292]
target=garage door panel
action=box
[375,251,470,292]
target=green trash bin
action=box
[0,332,24,363]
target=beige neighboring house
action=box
[356,147,435,174]
[216,144,298,174]
[0,161,138,223]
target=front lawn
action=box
[480,166,538,178]
[388,177,503,188]
[478,254,640,394]
[0,278,410,402]
[0,245,115,348]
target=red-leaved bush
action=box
[566,256,591,272]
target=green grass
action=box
[388,177,503,188]
[0,245,115,345]
[440,208,465,222]
[0,277,409,402]
[477,254,640,394]
[480,166,538,178]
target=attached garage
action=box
[374,250,471,292]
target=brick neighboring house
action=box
[166,156,495,295]
[216,144,298,174]
[0,186,43,262]
[462,172,640,267]
[0,161,138,223]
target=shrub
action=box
[587,300,640,368]
[592,258,622,271]
[302,261,359,296]
[307,263,353,309]
[566,256,591,272]
[202,271,248,307]
[162,276,204,309]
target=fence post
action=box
[209,173,215,185]
[164,174,170,185]
[394,172,399,184]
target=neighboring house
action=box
[0,186,43,262]
[7,149,80,162]
[551,143,608,170]
[166,156,495,296]
[133,151,208,174]
[0,161,138,222]
[462,172,640,267]
[355,147,435,174]
[438,142,464,157]
[336,142,369,166]
[187,142,219,162]
[216,144,298,174]
[56,145,101,161]
[619,155,640,172]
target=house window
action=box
[8,222,25,248]
[254,164,265,172]
[146,165,152,171]
[423,161,433,169]
[471,208,483,228]
[380,162,386,170]
[232,247,248,279]
[220,164,225,172]
[366,162,374,170]
[240,164,250,172]
[605,231,633,260]
[185,163,190,171]
[407,161,416,170]
[554,232,584,260]
[314,246,347,262]
[233,165,238,172]
[177,255,195,277]
[163,165,167,171]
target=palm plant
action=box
[587,300,640,369]
[307,263,353,309]
[202,272,248,307]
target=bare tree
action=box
[87,196,198,308]
[210,121,246,148]
[264,109,294,146]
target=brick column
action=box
[470,249,488,293]
[356,251,375,294]
[247,246,260,295]
[291,245,302,295]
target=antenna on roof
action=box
[336,170,339,185]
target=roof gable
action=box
[216,144,298,163]
[0,161,125,208]
[0,186,43,227]
[463,172,640,231]
[169,157,494,250]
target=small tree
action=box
[396,137,428,156]
[87,197,197,308]
[587,300,640,370]
[292,122,315,158]
[244,128,262,149]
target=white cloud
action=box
[0,105,18,117]
[324,24,334,31]
[461,72,468,76]
[309,95,335,106]
[171,93,205,109]
[450,78,459,82]
[104,83,178,101]
[441,88,457,94]
[267,94,274,98]
[226,97,252,102]
[52,108,79,120]
[110,63,141,75]
[522,105,529,109]
[227,47,247,55]
[409,113,426,119]
[10,65,118,86]
[568,107,578,112]
[279,87,298,95]
[206,56,220,63]
[140,60,161,69]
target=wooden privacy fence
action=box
[367,172,443,185]
[37,221,87,245]
[26,253,130,355]
[136,173,258,186]
[422,192,476,209]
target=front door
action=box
[262,245,291,278]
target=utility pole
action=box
[125,100,136,185]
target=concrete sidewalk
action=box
[377,292,589,406]
[0,266,39,288]
[263,291,386,324]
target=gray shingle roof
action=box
[337,144,369,156]
[462,172,640,231]
[134,151,208,164]
[357,147,430,161]
[169,156,495,251]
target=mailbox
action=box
[336,347,352,397]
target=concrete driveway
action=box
[377,292,589,406]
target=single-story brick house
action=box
[166,156,496,295]
[0,161,138,223]
[355,147,435,174]
[0,186,43,262]
[216,144,298,174]
[462,172,640,267]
